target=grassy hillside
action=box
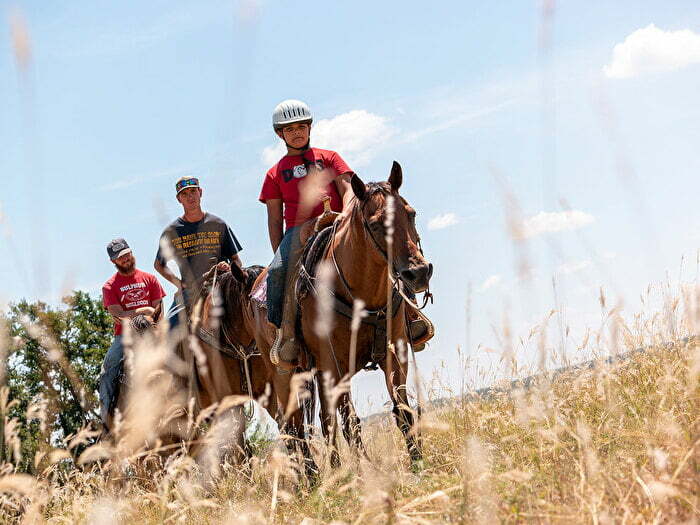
[0,337,697,523]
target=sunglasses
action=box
[176,178,199,192]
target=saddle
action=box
[297,223,404,366]
[196,324,258,360]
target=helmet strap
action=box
[284,139,310,153]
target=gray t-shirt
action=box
[155,212,242,289]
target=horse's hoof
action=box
[410,458,425,473]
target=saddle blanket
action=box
[250,279,267,307]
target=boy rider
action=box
[259,99,354,365]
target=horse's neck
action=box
[332,216,390,310]
[240,300,257,345]
[205,294,254,347]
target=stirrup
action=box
[409,318,434,352]
[270,329,282,365]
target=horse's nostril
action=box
[401,269,416,282]
[427,263,433,280]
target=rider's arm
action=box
[265,199,284,253]
[217,254,242,272]
[154,259,183,290]
[219,224,243,269]
[334,172,354,210]
[107,304,150,320]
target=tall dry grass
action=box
[0,286,697,524]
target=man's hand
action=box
[216,261,230,273]
[135,306,156,317]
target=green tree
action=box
[1,291,112,471]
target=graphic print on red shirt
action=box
[259,148,352,229]
[102,269,166,335]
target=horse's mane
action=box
[216,265,264,321]
[349,181,410,223]
[199,265,264,331]
[349,181,391,220]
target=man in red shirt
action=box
[259,99,354,365]
[99,238,166,425]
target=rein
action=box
[194,269,258,399]
[300,188,428,370]
[330,189,432,311]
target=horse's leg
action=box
[283,402,318,482]
[338,391,365,456]
[270,370,318,481]
[316,371,340,469]
[381,355,422,464]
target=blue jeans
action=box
[166,289,191,328]
[267,226,301,328]
[98,335,123,424]
[166,289,193,347]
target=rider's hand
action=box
[134,306,156,317]
[216,261,231,273]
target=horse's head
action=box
[350,161,433,293]
[198,264,264,348]
[214,265,265,343]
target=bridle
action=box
[329,186,433,310]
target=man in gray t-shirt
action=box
[154,176,242,332]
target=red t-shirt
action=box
[102,269,166,335]
[259,148,352,229]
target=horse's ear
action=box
[230,263,247,283]
[351,173,367,200]
[388,161,403,192]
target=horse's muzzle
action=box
[400,263,433,293]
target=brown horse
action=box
[249,161,432,471]
[304,161,432,464]
[189,264,279,470]
[103,266,275,476]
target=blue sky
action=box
[2,1,700,414]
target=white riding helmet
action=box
[273,99,313,130]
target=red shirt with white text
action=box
[259,148,352,229]
[102,269,166,335]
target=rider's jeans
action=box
[266,225,301,328]
[98,335,123,424]
[166,288,192,339]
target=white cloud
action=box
[518,210,594,239]
[427,212,459,231]
[604,24,700,79]
[557,259,592,276]
[479,274,502,292]
[261,110,395,168]
[261,143,286,167]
